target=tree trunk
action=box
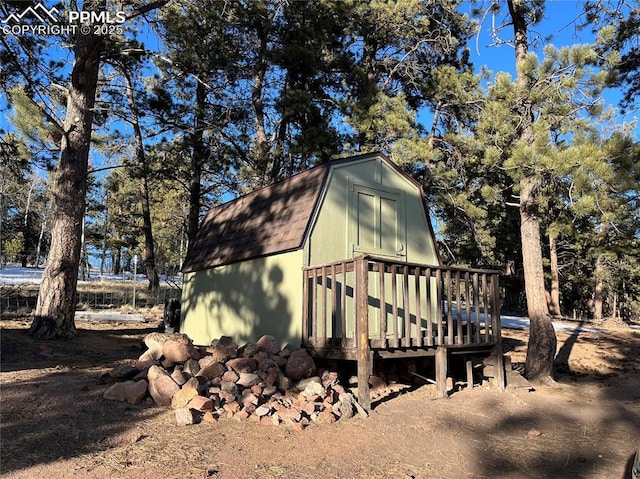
[122,67,160,291]
[22,176,38,267]
[35,202,48,268]
[521,177,555,380]
[251,19,270,185]
[507,0,557,382]
[30,1,104,339]
[594,256,604,320]
[548,234,561,317]
[187,82,206,247]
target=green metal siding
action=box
[307,156,438,266]
[180,250,304,347]
[181,154,440,347]
[305,157,440,340]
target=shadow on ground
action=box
[0,320,162,475]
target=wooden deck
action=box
[302,255,505,410]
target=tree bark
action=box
[187,82,206,247]
[520,177,556,380]
[30,1,105,339]
[594,256,604,320]
[507,0,557,382]
[122,67,160,291]
[251,19,271,185]
[548,234,561,317]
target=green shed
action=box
[180,152,440,347]
[180,151,505,407]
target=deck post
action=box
[490,274,505,391]
[355,255,372,411]
[490,346,505,391]
[465,356,474,389]
[435,345,448,399]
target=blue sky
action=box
[461,0,638,137]
[1,0,637,158]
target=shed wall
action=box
[305,157,440,340]
[307,157,438,266]
[180,250,304,347]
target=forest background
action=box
[1,0,639,367]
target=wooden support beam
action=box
[356,256,371,411]
[435,345,448,399]
[491,346,505,392]
[466,356,474,389]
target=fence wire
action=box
[1,283,181,315]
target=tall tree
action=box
[29,0,106,339]
[103,45,161,290]
[505,0,556,382]
[2,0,168,339]
[462,0,625,379]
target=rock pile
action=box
[102,332,367,427]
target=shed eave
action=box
[181,245,306,274]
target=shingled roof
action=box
[181,163,330,273]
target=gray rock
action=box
[241,342,259,358]
[109,364,139,381]
[301,380,325,397]
[296,376,321,391]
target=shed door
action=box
[351,184,405,258]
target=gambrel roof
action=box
[181,163,329,272]
[181,152,431,273]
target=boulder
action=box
[170,367,188,386]
[240,342,259,358]
[202,411,218,424]
[163,335,197,364]
[143,332,172,360]
[147,365,180,406]
[175,406,196,426]
[221,380,238,396]
[236,372,260,388]
[222,369,240,383]
[183,358,200,377]
[296,376,321,391]
[256,335,280,355]
[300,380,325,398]
[108,364,139,381]
[254,405,271,417]
[171,377,200,409]
[197,357,227,381]
[285,349,316,381]
[188,395,213,413]
[103,379,148,405]
[226,357,257,374]
[207,336,238,362]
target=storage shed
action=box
[180,152,504,408]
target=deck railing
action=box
[302,255,502,353]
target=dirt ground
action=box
[1,313,639,479]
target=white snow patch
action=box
[75,311,146,322]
